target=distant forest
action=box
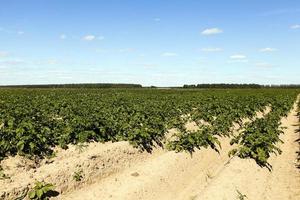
[1,83,300,89]
[0,83,142,88]
[182,84,300,89]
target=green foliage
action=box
[230,94,296,169]
[0,88,298,169]
[28,181,56,200]
[167,127,221,153]
[73,169,84,182]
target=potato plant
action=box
[0,88,298,167]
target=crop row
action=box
[229,94,296,169]
[0,88,299,164]
[167,91,298,168]
[297,99,300,169]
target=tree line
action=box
[0,83,142,88]
[182,84,300,89]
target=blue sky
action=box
[0,0,299,86]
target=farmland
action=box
[0,88,300,199]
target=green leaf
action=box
[28,190,36,199]
[16,141,25,152]
[43,184,55,193]
[36,189,43,198]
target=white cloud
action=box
[83,35,96,41]
[0,60,27,66]
[60,34,67,40]
[255,62,274,68]
[259,47,278,52]
[228,54,248,63]
[201,28,223,35]
[0,27,25,35]
[0,51,9,57]
[82,35,104,41]
[290,24,300,29]
[201,47,223,52]
[161,52,178,57]
[230,54,247,59]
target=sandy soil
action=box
[56,107,272,200]
[1,104,297,200]
[57,138,234,200]
[194,98,300,200]
[0,142,162,199]
[57,104,299,200]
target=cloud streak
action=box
[228,54,248,63]
[0,27,25,35]
[83,35,96,41]
[161,52,178,57]
[201,28,223,35]
[0,51,9,57]
[230,54,247,59]
[255,62,274,68]
[201,48,223,52]
[290,24,300,29]
[259,47,278,52]
[82,35,104,41]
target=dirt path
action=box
[58,137,233,200]
[0,142,161,199]
[262,101,300,200]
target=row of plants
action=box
[297,99,300,170]
[229,93,297,169]
[167,94,269,153]
[0,88,298,163]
